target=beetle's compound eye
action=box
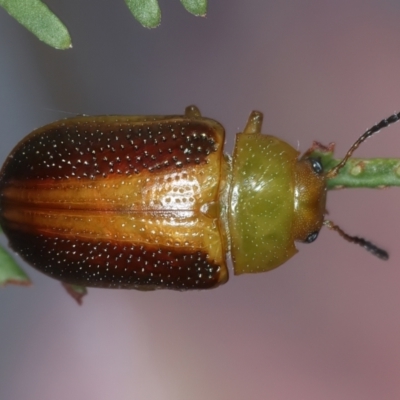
[304,231,319,243]
[309,158,323,174]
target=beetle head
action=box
[292,158,327,244]
[308,111,400,260]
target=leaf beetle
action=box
[0,105,395,297]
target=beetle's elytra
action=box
[0,105,392,292]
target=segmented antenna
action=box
[323,112,399,260]
[324,221,389,260]
[326,111,400,178]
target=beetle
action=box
[0,105,395,295]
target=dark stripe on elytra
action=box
[4,227,225,290]
[0,117,222,184]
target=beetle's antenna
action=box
[323,220,389,260]
[326,112,400,179]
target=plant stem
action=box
[310,148,400,189]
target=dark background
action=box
[1,1,400,399]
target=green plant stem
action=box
[310,150,400,189]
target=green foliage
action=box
[0,0,208,49]
[0,0,71,49]
[0,244,30,286]
[124,0,161,28]
[180,0,207,15]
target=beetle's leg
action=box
[243,111,264,134]
[61,282,88,305]
[185,105,202,118]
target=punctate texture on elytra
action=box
[0,106,327,290]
